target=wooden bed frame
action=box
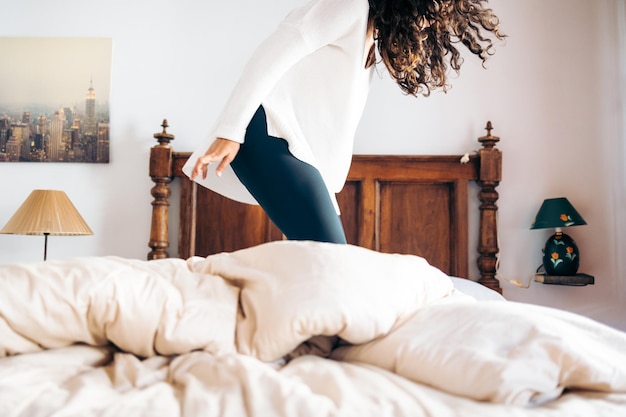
[148,120,502,294]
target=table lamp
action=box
[530,197,586,275]
[0,190,93,261]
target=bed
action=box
[1,121,626,417]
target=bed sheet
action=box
[1,344,625,417]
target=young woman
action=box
[185,0,505,244]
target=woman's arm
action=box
[212,0,365,144]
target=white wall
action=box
[1,0,624,330]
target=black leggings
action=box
[230,106,347,244]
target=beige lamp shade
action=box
[1,190,93,236]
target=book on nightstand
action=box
[534,273,595,286]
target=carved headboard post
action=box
[476,121,502,293]
[148,119,175,260]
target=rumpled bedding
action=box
[1,240,626,417]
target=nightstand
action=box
[534,273,594,286]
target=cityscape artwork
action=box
[0,38,112,163]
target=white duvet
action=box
[1,240,625,417]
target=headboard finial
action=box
[478,121,500,149]
[154,119,175,146]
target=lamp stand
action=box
[43,232,49,261]
[542,228,580,275]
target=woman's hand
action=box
[190,137,241,180]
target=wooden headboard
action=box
[148,121,502,294]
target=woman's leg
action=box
[230,106,347,244]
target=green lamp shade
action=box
[531,197,587,229]
[531,197,587,276]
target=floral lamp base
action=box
[542,232,580,276]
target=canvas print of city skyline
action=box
[0,38,112,163]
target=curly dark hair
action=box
[367,0,506,96]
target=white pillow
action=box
[191,241,454,361]
[450,277,506,301]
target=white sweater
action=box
[183,0,374,212]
